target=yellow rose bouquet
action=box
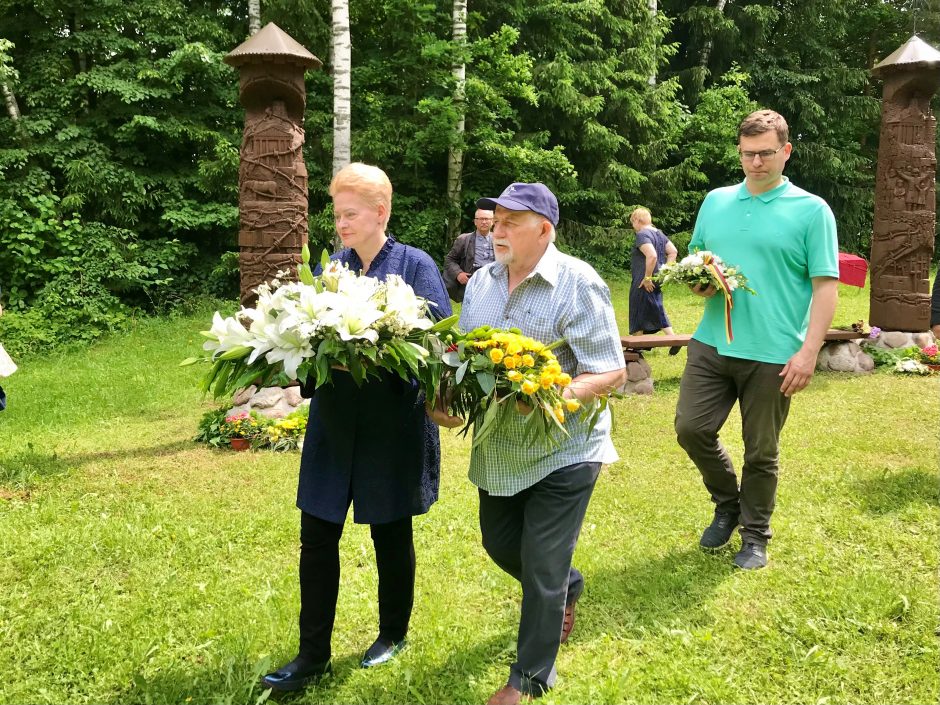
[440,325,604,449]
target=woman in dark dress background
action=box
[261,163,451,692]
[629,207,677,337]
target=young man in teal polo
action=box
[675,109,839,570]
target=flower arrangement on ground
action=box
[893,343,940,375]
[439,325,607,448]
[654,249,756,342]
[194,406,309,451]
[183,247,458,399]
[861,341,940,375]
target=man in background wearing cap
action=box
[430,183,626,704]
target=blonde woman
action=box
[261,163,451,692]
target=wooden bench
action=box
[621,329,863,362]
[621,334,691,361]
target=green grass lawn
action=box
[0,279,937,705]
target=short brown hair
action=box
[738,110,789,144]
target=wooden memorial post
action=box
[224,24,322,307]
[870,36,940,332]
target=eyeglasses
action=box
[738,146,785,161]
[474,218,493,222]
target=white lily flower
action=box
[334,299,383,343]
[264,320,315,379]
[383,275,433,330]
[203,311,252,354]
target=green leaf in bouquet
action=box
[212,361,235,399]
[476,371,497,396]
[472,394,505,449]
[232,365,263,392]
[346,343,365,385]
[442,351,462,367]
[218,345,252,361]
[200,358,224,393]
[361,346,378,362]
[455,359,470,384]
[471,354,492,372]
[298,244,315,285]
[383,343,402,364]
[428,313,460,333]
[584,395,608,437]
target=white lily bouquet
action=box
[184,247,458,399]
[654,250,756,343]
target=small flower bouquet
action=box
[916,344,939,366]
[194,406,309,451]
[439,326,606,449]
[654,250,756,342]
[893,343,940,375]
[183,247,458,399]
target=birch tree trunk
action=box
[248,0,261,36]
[648,0,657,85]
[1,83,19,121]
[699,0,728,78]
[446,0,468,242]
[332,0,352,250]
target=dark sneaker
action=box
[733,541,768,570]
[699,511,739,549]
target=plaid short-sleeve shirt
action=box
[459,244,625,496]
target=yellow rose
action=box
[506,340,523,356]
[554,409,565,424]
[503,355,517,369]
[521,354,535,367]
[556,373,572,387]
[540,374,555,389]
[506,370,523,382]
[545,361,562,375]
[521,379,539,395]
[565,398,581,412]
[489,348,504,364]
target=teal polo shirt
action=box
[689,177,839,364]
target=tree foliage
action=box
[1,0,938,353]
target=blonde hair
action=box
[329,162,393,225]
[631,207,652,225]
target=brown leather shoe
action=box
[561,590,581,644]
[486,685,531,705]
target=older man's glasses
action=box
[738,146,785,161]
[474,217,493,222]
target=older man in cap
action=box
[431,183,626,704]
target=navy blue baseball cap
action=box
[477,182,559,226]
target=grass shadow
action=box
[109,633,516,705]
[108,651,364,705]
[0,442,65,488]
[852,467,939,515]
[584,546,736,639]
[0,440,199,490]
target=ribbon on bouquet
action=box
[701,254,735,343]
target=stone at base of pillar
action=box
[619,356,654,395]
[868,330,936,350]
[228,384,309,419]
[815,340,874,373]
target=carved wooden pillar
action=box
[870,36,940,332]
[224,24,321,307]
